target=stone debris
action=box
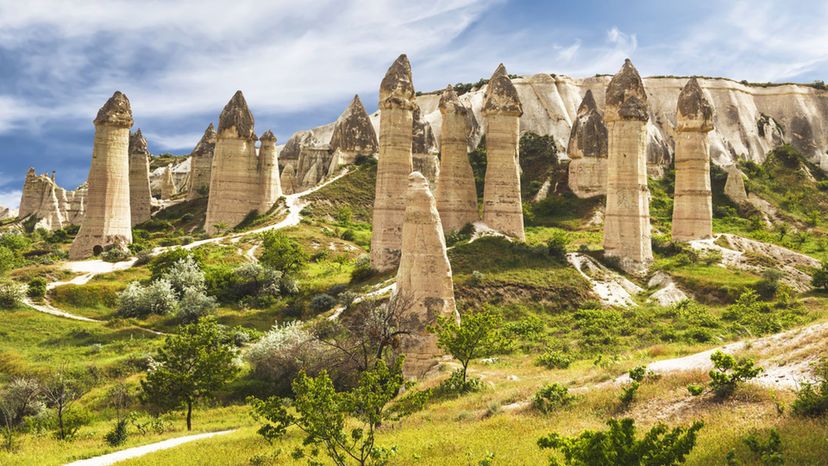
[187,123,216,200]
[567,90,608,198]
[412,106,439,188]
[672,78,714,241]
[160,164,177,200]
[128,129,152,225]
[371,54,416,272]
[724,164,748,204]
[567,253,642,307]
[257,130,282,213]
[393,171,459,379]
[434,85,479,233]
[647,271,690,306]
[69,91,134,259]
[482,64,524,240]
[602,59,653,274]
[328,94,378,167]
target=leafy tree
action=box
[538,418,703,466]
[41,370,91,440]
[259,231,307,274]
[141,319,239,430]
[0,378,42,450]
[27,277,47,299]
[709,351,763,398]
[250,359,406,466]
[619,366,648,407]
[811,262,828,291]
[534,383,575,414]
[432,309,508,387]
[547,231,570,262]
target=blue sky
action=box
[1,0,826,208]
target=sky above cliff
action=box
[0,0,826,208]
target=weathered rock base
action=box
[568,158,607,198]
[672,131,712,241]
[482,113,524,240]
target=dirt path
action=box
[63,429,237,466]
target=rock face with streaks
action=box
[567,90,608,198]
[280,163,297,195]
[128,129,152,225]
[602,60,653,274]
[482,64,524,240]
[257,130,281,212]
[69,91,134,259]
[187,123,216,200]
[724,164,748,204]
[371,54,416,272]
[160,164,178,199]
[295,144,333,191]
[328,94,378,167]
[434,85,478,233]
[672,78,715,241]
[204,91,260,233]
[18,168,65,230]
[412,106,439,188]
[394,171,458,378]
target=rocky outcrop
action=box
[0,206,12,220]
[128,130,152,226]
[295,144,333,191]
[160,164,177,199]
[412,106,439,188]
[724,164,749,204]
[204,91,260,233]
[187,123,216,200]
[280,163,297,195]
[482,64,524,240]
[257,130,281,212]
[603,60,653,275]
[69,91,134,259]
[434,86,478,233]
[18,168,65,230]
[567,90,608,198]
[672,78,715,242]
[371,54,416,272]
[394,172,458,378]
[328,94,378,167]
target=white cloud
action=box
[0,190,21,210]
[143,131,203,152]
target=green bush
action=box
[533,383,574,414]
[811,262,828,291]
[687,384,705,396]
[27,278,47,299]
[50,283,122,309]
[309,293,336,313]
[547,231,570,262]
[538,418,703,466]
[150,249,201,281]
[744,429,784,466]
[104,419,129,446]
[0,281,24,309]
[791,358,828,417]
[536,351,573,369]
[259,231,307,274]
[349,255,376,283]
[619,366,647,407]
[117,280,178,318]
[709,350,763,397]
[101,247,130,263]
[438,369,483,395]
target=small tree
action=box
[41,370,90,440]
[538,418,703,466]
[0,378,42,450]
[141,319,239,430]
[432,309,508,388]
[259,231,307,274]
[709,351,763,398]
[792,358,828,417]
[811,262,828,291]
[250,359,406,466]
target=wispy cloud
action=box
[0,190,22,210]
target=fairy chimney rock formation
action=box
[69,91,134,259]
[412,106,440,188]
[603,59,653,274]
[187,123,217,200]
[280,163,297,195]
[724,164,748,204]
[394,171,458,378]
[567,90,609,198]
[258,130,282,213]
[435,85,478,233]
[295,143,333,191]
[160,164,177,199]
[672,78,714,242]
[329,95,378,167]
[482,64,524,240]
[128,129,152,225]
[371,54,416,272]
[19,168,65,230]
[204,91,259,233]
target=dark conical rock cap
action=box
[605,59,648,121]
[379,54,415,109]
[348,94,366,114]
[329,93,378,154]
[568,91,608,159]
[439,85,466,115]
[94,91,133,128]
[129,129,150,155]
[483,64,522,115]
[259,129,277,142]
[577,90,598,115]
[677,77,714,131]
[191,123,217,157]
[218,90,256,140]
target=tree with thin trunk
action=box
[141,318,239,430]
[432,309,508,387]
[41,371,89,440]
[0,377,42,450]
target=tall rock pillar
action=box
[603,59,653,274]
[257,130,282,213]
[187,123,217,200]
[672,78,714,241]
[128,129,152,226]
[69,91,133,259]
[394,172,458,379]
[567,90,609,198]
[370,54,416,272]
[160,164,177,199]
[204,91,258,234]
[482,64,524,240]
[435,86,478,233]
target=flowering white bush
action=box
[117,279,178,317]
[161,257,206,295]
[177,287,217,323]
[246,321,327,383]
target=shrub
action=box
[133,252,152,266]
[177,288,217,323]
[0,282,25,309]
[546,231,570,261]
[259,231,307,274]
[309,293,336,313]
[160,256,206,296]
[104,419,128,446]
[811,262,828,291]
[117,280,178,318]
[538,418,703,466]
[206,263,288,307]
[350,254,376,283]
[433,309,508,387]
[619,366,647,407]
[687,384,705,396]
[340,229,355,241]
[534,383,574,414]
[437,369,483,395]
[537,351,573,369]
[709,350,763,397]
[27,278,47,299]
[791,358,828,417]
[246,321,328,393]
[101,247,130,263]
[149,249,200,281]
[744,429,784,466]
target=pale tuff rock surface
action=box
[280,163,297,195]
[435,86,478,233]
[187,123,217,200]
[295,144,333,191]
[602,60,653,274]
[412,106,440,188]
[128,130,152,226]
[19,168,65,230]
[371,54,416,272]
[204,91,260,233]
[567,90,608,198]
[0,206,13,220]
[328,95,378,166]
[160,164,177,199]
[724,164,749,204]
[394,172,458,378]
[69,91,134,259]
[257,130,282,212]
[672,78,715,242]
[482,64,524,240]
